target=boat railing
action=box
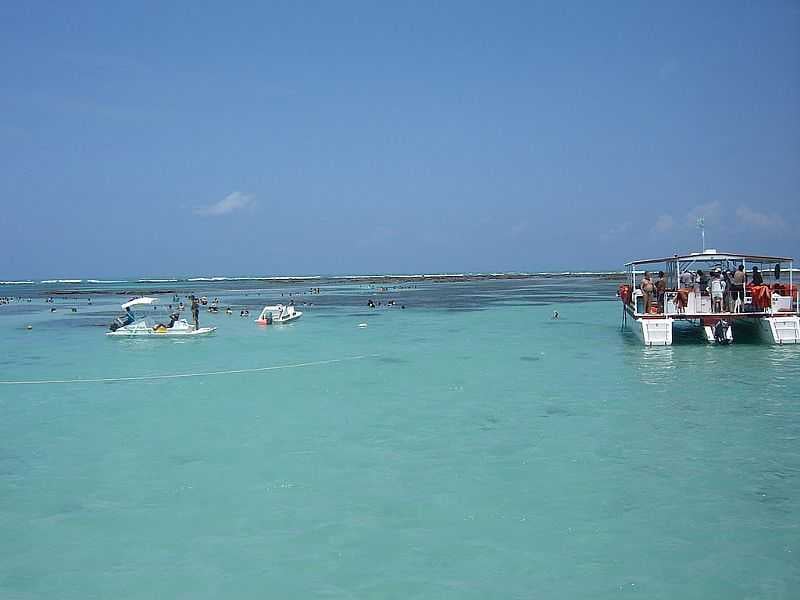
[643,287,797,317]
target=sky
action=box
[1,1,798,278]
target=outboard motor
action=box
[713,319,731,345]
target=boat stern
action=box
[628,315,674,346]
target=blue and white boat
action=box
[107,297,216,337]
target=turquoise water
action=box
[2,278,799,598]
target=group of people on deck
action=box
[639,264,764,314]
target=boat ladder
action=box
[770,316,800,344]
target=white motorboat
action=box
[107,297,216,337]
[255,304,302,325]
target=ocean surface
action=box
[1,276,798,599]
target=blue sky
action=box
[1,1,798,278]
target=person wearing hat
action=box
[680,269,694,289]
[709,270,726,313]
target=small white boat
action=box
[255,304,302,325]
[107,297,216,337]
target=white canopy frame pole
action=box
[743,257,748,305]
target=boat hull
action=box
[735,315,800,345]
[255,304,303,325]
[623,305,800,345]
[255,314,302,325]
[106,324,217,338]
[624,311,674,346]
[107,326,217,337]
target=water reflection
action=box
[762,344,800,369]
[637,346,676,383]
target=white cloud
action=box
[599,221,631,241]
[194,191,255,216]
[735,205,785,229]
[654,214,673,233]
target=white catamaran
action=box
[620,250,799,346]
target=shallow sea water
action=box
[1,278,799,599]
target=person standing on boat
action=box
[752,266,764,286]
[640,271,655,314]
[722,270,734,311]
[710,271,725,313]
[695,269,708,294]
[655,271,667,313]
[730,265,746,309]
[191,296,200,330]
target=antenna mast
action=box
[696,217,705,252]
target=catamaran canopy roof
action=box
[121,297,158,310]
[626,250,793,267]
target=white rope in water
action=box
[0,354,379,386]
